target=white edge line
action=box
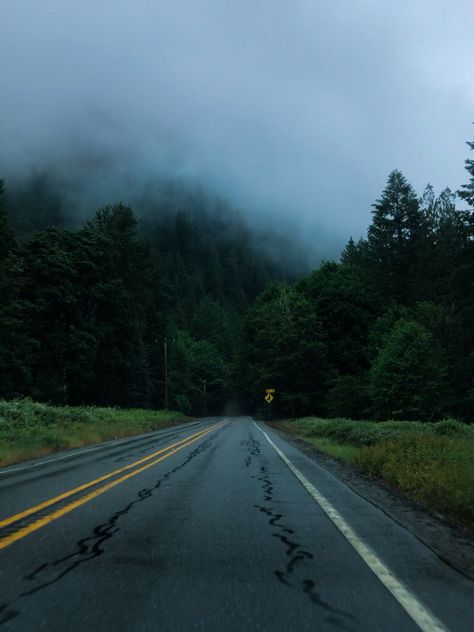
[254,421,449,632]
[0,420,206,476]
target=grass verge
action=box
[274,417,474,527]
[0,399,190,467]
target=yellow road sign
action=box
[265,392,274,403]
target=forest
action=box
[1,134,473,422]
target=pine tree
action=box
[367,170,425,303]
[340,237,357,263]
[0,180,15,260]
[0,181,30,397]
[458,131,474,207]
[340,236,369,266]
[86,204,153,407]
[300,262,380,376]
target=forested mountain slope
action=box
[0,180,288,414]
[1,133,473,421]
[238,136,474,421]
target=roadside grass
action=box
[299,436,360,464]
[275,417,474,527]
[0,399,190,467]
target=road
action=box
[0,417,472,631]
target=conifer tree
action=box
[458,131,474,207]
[0,180,15,260]
[367,170,425,303]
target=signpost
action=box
[264,388,275,420]
[265,388,275,404]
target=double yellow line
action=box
[0,422,222,551]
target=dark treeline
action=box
[1,133,473,421]
[238,135,474,421]
[0,182,282,414]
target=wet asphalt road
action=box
[0,417,473,631]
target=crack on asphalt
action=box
[0,606,18,625]
[0,433,216,626]
[242,432,356,630]
[241,434,260,468]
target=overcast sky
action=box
[1,0,473,251]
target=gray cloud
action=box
[1,0,473,257]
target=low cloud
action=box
[1,0,473,256]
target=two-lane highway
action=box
[0,417,472,631]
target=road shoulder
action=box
[267,421,474,582]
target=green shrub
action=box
[432,418,471,437]
[369,319,446,420]
[355,434,474,524]
[282,416,474,525]
[0,399,189,466]
[289,417,429,446]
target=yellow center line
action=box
[0,422,220,532]
[0,422,223,551]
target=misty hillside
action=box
[2,146,474,422]
[5,170,316,275]
[0,174,302,414]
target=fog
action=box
[1,1,473,260]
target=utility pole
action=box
[164,337,169,411]
[202,378,207,416]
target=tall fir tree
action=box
[0,180,15,260]
[0,180,33,397]
[458,130,474,207]
[449,132,474,417]
[367,170,426,303]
